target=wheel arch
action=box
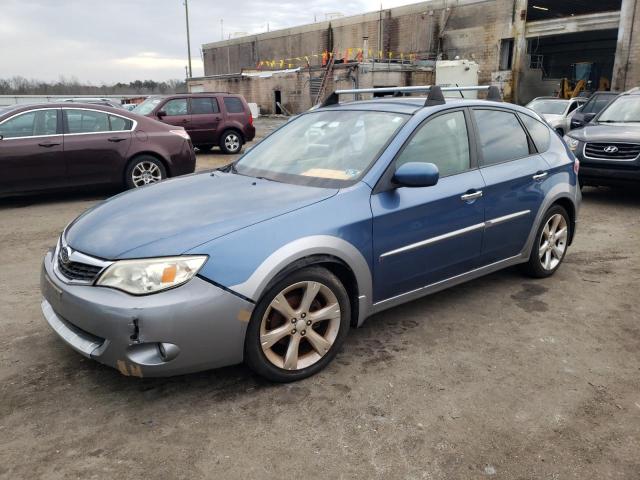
[550,197,576,244]
[230,235,373,327]
[221,126,245,142]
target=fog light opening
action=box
[158,342,180,362]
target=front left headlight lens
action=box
[96,256,207,295]
[563,135,580,151]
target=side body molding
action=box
[230,235,374,326]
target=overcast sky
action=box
[0,0,415,84]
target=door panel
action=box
[189,97,221,145]
[370,109,485,302]
[372,171,486,301]
[63,109,132,186]
[158,98,191,133]
[0,108,65,194]
[472,108,548,263]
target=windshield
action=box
[234,110,408,187]
[582,94,616,114]
[133,97,163,115]
[597,96,640,123]
[526,99,569,115]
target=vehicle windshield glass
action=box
[526,99,569,115]
[133,98,163,115]
[234,110,408,187]
[597,96,640,123]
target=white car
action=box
[525,96,587,135]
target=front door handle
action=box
[533,171,548,181]
[108,137,126,142]
[461,190,483,202]
[38,142,60,148]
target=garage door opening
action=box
[527,0,621,21]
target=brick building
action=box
[188,0,639,114]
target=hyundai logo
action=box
[60,246,71,264]
[603,145,619,153]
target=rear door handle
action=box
[107,137,126,142]
[533,171,548,181]
[38,142,60,148]
[461,190,483,202]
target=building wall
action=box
[202,0,516,85]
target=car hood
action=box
[567,123,640,142]
[65,172,338,259]
[541,113,563,125]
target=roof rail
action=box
[320,85,501,107]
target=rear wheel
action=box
[125,155,166,189]
[219,130,243,154]
[245,266,350,382]
[522,205,570,278]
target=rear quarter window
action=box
[223,97,245,113]
[519,113,551,153]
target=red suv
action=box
[133,93,255,154]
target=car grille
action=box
[57,250,103,282]
[584,142,640,161]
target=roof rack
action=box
[320,85,502,108]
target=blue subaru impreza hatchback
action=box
[41,86,581,382]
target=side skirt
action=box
[369,254,526,316]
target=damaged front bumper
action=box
[40,250,254,377]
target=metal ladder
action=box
[313,55,336,105]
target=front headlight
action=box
[96,256,207,295]
[563,135,580,152]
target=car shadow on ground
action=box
[0,189,117,210]
[580,185,640,206]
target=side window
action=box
[474,109,530,166]
[0,110,58,138]
[519,114,551,153]
[567,102,580,114]
[65,109,109,133]
[163,99,188,116]
[109,115,133,131]
[223,97,244,113]
[396,111,470,177]
[191,97,219,114]
[581,98,595,114]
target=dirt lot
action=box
[1,117,639,479]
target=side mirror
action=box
[583,112,596,123]
[157,110,167,118]
[393,162,439,188]
[0,134,3,141]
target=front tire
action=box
[125,155,166,189]
[219,130,243,154]
[522,205,570,278]
[244,266,350,382]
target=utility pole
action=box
[184,0,192,78]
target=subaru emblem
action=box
[60,246,71,264]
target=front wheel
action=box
[244,266,350,382]
[521,205,570,278]
[219,130,243,154]
[125,155,166,189]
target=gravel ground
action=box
[0,117,639,479]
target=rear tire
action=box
[521,205,570,278]
[124,155,166,189]
[244,266,350,382]
[219,130,243,154]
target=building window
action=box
[499,38,514,70]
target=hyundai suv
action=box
[133,93,255,154]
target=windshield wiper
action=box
[598,120,640,123]
[217,162,238,173]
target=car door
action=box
[62,108,133,186]
[158,98,191,134]
[0,108,65,194]
[188,97,221,146]
[471,108,549,264]
[371,109,486,302]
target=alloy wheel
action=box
[538,213,568,271]
[224,133,241,152]
[260,281,341,371]
[131,161,162,187]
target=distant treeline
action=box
[0,76,187,95]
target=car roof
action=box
[0,102,133,117]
